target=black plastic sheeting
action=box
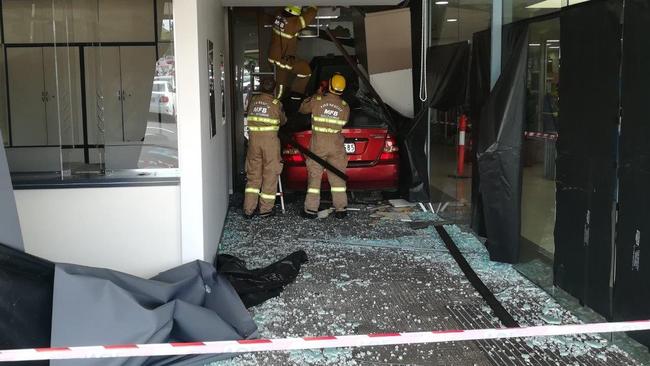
[475,24,528,264]
[400,41,470,202]
[553,0,621,317]
[614,0,650,347]
[469,29,491,239]
[0,243,53,366]
[216,250,308,308]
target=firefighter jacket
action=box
[299,92,350,134]
[246,92,287,133]
[268,6,318,70]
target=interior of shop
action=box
[0,0,177,179]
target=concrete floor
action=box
[209,196,642,366]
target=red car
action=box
[281,127,399,192]
[280,56,401,192]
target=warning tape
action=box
[524,131,558,141]
[1,321,649,362]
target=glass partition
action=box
[1,0,178,183]
[515,18,560,288]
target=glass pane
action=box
[429,0,491,47]
[427,0,490,220]
[516,18,560,289]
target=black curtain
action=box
[469,30,491,238]
[614,0,650,347]
[0,244,53,366]
[554,0,621,317]
[475,24,528,263]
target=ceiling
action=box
[222,0,402,5]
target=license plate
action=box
[344,143,356,154]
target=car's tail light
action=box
[159,96,169,103]
[380,137,399,160]
[282,147,304,163]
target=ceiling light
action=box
[446,18,458,22]
[529,43,541,46]
[435,1,449,4]
[547,39,560,43]
[548,46,560,49]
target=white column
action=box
[174,0,205,263]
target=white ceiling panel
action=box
[221,1,402,6]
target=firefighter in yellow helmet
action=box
[243,77,287,219]
[268,5,318,98]
[299,73,350,219]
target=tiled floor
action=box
[208,197,643,365]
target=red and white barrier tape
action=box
[1,320,649,362]
[524,131,558,140]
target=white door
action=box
[84,46,123,144]
[120,46,156,142]
[43,47,84,146]
[98,0,155,43]
[7,47,47,146]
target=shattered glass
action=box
[208,197,642,365]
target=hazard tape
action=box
[1,320,649,362]
[524,131,558,141]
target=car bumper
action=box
[282,162,399,191]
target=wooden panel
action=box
[120,46,156,142]
[84,46,123,144]
[364,8,412,74]
[7,47,47,146]
[43,47,84,146]
[99,0,155,42]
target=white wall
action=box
[370,69,414,118]
[15,186,181,278]
[175,0,229,264]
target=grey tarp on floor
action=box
[51,261,258,366]
[0,132,23,251]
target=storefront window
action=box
[515,18,560,288]
[504,0,590,24]
[1,0,178,184]
[430,0,491,47]
[426,0,490,213]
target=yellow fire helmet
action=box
[329,73,346,95]
[284,5,302,16]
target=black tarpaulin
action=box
[614,0,650,347]
[554,0,621,317]
[469,30,491,238]
[400,41,470,202]
[0,244,53,366]
[476,24,528,263]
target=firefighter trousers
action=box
[304,133,348,213]
[275,58,312,98]
[244,134,283,215]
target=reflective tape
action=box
[331,187,347,193]
[245,188,260,194]
[313,126,340,134]
[273,28,296,39]
[296,73,311,78]
[313,116,346,126]
[248,116,280,125]
[259,192,276,201]
[299,16,306,28]
[248,126,279,132]
[307,188,320,194]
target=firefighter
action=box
[243,77,287,219]
[268,5,318,98]
[299,73,350,219]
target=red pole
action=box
[457,114,468,176]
